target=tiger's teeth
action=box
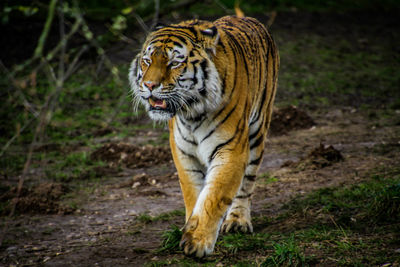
[149,98,167,109]
[149,98,156,107]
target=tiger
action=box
[129,15,279,257]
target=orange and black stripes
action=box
[129,14,279,258]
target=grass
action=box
[137,209,185,224]
[259,172,279,184]
[285,167,400,226]
[274,168,400,265]
[262,235,307,267]
[368,182,400,222]
[276,32,400,109]
[137,213,154,224]
[0,152,27,175]
[219,232,271,253]
[0,67,129,174]
[158,225,183,253]
[148,166,400,266]
[0,61,164,181]
[43,151,107,182]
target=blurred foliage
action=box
[1,5,38,24]
[2,0,400,25]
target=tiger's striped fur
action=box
[129,15,279,257]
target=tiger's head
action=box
[129,20,222,121]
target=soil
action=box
[269,106,315,136]
[281,143,344,170]
[91,143,172,168]
[0,183,72,215]
[1,10,400,267]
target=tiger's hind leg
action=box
[221,102,273,234]
[221,64,277,234]
[221,144,264,233]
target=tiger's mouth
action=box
[148,96,167,110]
[146,96,176,120]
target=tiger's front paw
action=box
[180,216,217,258]
[221,210,253,233]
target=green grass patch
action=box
[219,232,271,254]
[276,33,400,109]
[268,167,400,265]
[137,209,185,224]
[368,182,400,222]
[157,225,183,254]
[0,63,133,146]
[0,152,27,175]
[285,168,400,227]
[43,151,107,182]
[155,209,185,221]
[262,235,307,267]
[259,172,279,184]
[137,213,153,224]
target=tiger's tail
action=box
[234,1,245,18]
[235,1,277,27]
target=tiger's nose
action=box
[143,81,159,91]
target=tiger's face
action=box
[129,22,222,121]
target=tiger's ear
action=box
[200,26,218,37]
[154,22,167,30]
[200,26,219,56]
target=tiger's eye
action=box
[170,61,180,68]
[143,58,151,65]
